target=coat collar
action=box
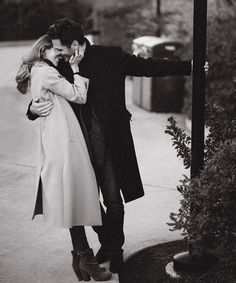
[32,59,58,70]
[42,59,58,70]
[79,38,92,67]
[78,38,93,77]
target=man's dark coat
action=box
[29,40,191,204]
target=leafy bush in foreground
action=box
[165,80,236,264]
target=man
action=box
[27,18,192,273]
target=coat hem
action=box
[31,214,102,229]
[123,191,145,203]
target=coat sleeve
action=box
[42,66,89,104]
[26,100,39,120]
[119,48,192,77]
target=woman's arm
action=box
[43,66,89,104]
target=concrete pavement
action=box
[0,42,189,283]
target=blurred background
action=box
[0,0,235,115]
[0,2,235,282]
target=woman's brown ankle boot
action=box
[71,250,83,281]
[79,248,112,281]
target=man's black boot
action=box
[109,249,124,273]
[95,246,110,264]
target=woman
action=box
[16,34,111,282]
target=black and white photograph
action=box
[0,0,236,282]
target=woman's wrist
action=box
[71,65,79,73]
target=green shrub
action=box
[165,80,236,264]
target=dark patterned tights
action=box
[69,226,90,252]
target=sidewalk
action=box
[0,43,189,283]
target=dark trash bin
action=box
[132,36,185,113]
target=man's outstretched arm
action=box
[120,49,209,78]
[118,48,191,77]
[26,100,53,120]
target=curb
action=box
[0,40,34,47]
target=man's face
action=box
[52,39,73,62]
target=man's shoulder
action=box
[91,44,123,56]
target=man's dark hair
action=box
[47,18,85,46]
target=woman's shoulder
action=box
[31,62,60,79]
[32,61,57,72]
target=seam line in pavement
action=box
[143,183,178,191]
[0,162,36,169]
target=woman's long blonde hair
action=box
[16,34,53,94]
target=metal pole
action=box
[156,0,161,16]
[156,0,161,36]
[191,0,208,178]
[173,0,209,272]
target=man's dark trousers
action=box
[81,108,125,256]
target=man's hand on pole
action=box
[204,61,209,75]
[191,60,209,75]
